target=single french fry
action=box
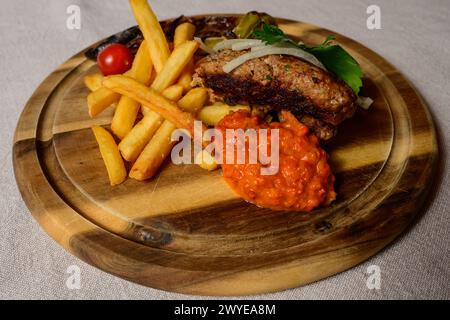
[147,70,157,87]
[174,23,196,93]
[111,41,153,139]
[128,41,153,84]
[150,41,199,92]
[174,23,196,47]
[88,87,120,118]
[129,121,177,181]
[129,0,170,73]
[162,84,184,102]
[103,75,199,135]
[178,87,209,114]
[118,112,163,162]
[91,126,127,186]
[198,103,251,126]
[111,97,141,139]
[195,149,219,171]
[177,62,194,93]
[84,73,104,91]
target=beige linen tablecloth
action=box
[1,0,449,299]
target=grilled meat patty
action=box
[192,49,357,140]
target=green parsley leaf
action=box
[252,24,363,94]
[306,45,363,95]
[252,23,299,48]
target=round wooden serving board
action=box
[13,16,438,296]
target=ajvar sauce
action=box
[216,110,336,211]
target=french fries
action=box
[129,0,170,73]
[142,84,184,117]
[150,40,199,92]
[130,22,200,179]
[103,75,199,135]
[121,84,183,163]
[129,121,177,181]
[84,73,104,91]
[88,0,214,184]
[111,41,153,139]
[91,126,127,186]
[117,4,198,182]
[131,85,209,179]
[140,39,199,137]
[118,112,163,162]
[88,87,120,118]
[178,87,209,114]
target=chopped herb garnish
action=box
[265,75,273,81]
[252,23,363,94]
[284,64,291,72]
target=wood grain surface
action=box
[12,16,438,296]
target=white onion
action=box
[223,46,325,73]
[231,40,263,51]
[357,96,374,110]
[213,39,255,51]
[248,45,268,51]
[194,37,215,55]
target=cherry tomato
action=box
[97,44,133,76]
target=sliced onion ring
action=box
[213,39,256,52]
[231,40,263,51]
[194,37,215,55]
[223,46,325,73]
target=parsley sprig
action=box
[252,24,363,95]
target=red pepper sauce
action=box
[216,110,336,211]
